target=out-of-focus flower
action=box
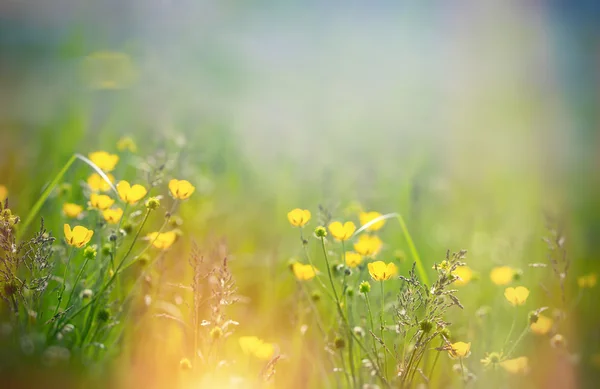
[500,356,529,374]
[345,252,363,268]
[353,234,383,257]
[448,342,471,358]
[328,221,356,241]
[83,51,137,90]
[578,273,597,288]
[367,261,397,281]
[103,208,123,224]
[287,208,311,227]
[453,266,473,286]
[550,334,566,349]
[117,181,147,204]
[490,266,516,285]
[117,136,137,152]
[179,358,192,370]
[89,151,119,172]
[504,286,529,306]
[530,314,553,335]
[359,211,386,231]
[238,336,274,360]
[169,179,195,200]
[480,352,503,368]
[64,224,94,248]
[292,263,317,281]
[62,203,83,218]
[147,231,177,250]
[89,193,115,210]
[359,281,371,294]
[87,173,115,192]
[0,185,7,203]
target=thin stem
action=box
[365,293,382,371]
[63,256,90,310]
[502,309,517,352]
[51,248,75,320]
[506,325,529,357]
[380,281,388,380]
[428,339,444,383]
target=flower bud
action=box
[146,197,160,210]
[83,245,97,261]
[314,226,327,238]
[359,281,371,294]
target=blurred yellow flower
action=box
[238,336,274,360]
[504,286,529,306]
[117,181,147,204]
[359,211,385,231]
[117,136,137,152]
[578,273,597,288]
[0,185,7,203]
[64,224,94,248]
[448,341,471,358]
[89,151,119,172]
[368,261,397,281]
[169,179,195,200]
[87,173,115,192]
[490,266,515,285]
[500,356,529,374]
[530,314,553,335]
[179,358,192,370]
[292,263,317,281]
[453,266,473,286]
[89,193,115,210]
[147,231,177,250]
[287,208,311,227]
[345,252,363,268]
[353,234,383,257]
[62,203,83,218]
[328,221,356,241]
[83,51,136,90]
[103,208,123,224]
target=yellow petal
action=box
[129,184,148,203]
[287,208,310,227]
[504,286,529,306]
[117,181,131,202]
[239,336,261,355]
[453,266,473,286]
[89,151,119,172]
[368,261,387,281]
[359,211,385,231]
[500,356,529,374]
[64,224,73,241]
[385,263,398,280]
[0,185,7,203]
[490,266,515,285]
[62,203,83,218]
[449,341,471,358]
[345,252,363,268]
[530,314,553,335]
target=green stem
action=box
[380,281,388,380]
[63,256,90,310]
[365,293,382,371]
[506,325,529,357]
[51,248,75,320]
[503,309,517,352]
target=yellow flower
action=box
[147,231,177,250]
[504,286,530,306]
[89,193,115,210]
[62,203,83,218]
[530,314,553,335]
[578,273,597,288]
[345,252,363,268]
[453,266,473,286]
[292,263,317,281]
[500,356,529,374]
[238,336,275,360]
[103,208,123,224]
[287,208,311,227]
[89,151,119,172]
[367,261,398,281]
[0,185,7,203]
[328,221,356,241]
[117,181,147,204]
[359,211,386,231]
[448,341,471,358]
[87,173,115,192]
[64,224,94,248]
[168,179,195,200]
[490,266,515,285]
[353,234,383,257]
[117,136,137,152]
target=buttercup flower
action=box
[64,224,94,248]
[89,151,119,172]
[490,266,515,285]
[292,263,317,281]
[117,136,137,152]
[500,356,529,374]
[328,221,356,241]
[238,336,274,360]
[480,352,503,368]
[453,266,473,286]
[89,193,115,210]
[359,211,386,231]
[530,314,553,335]
[448,341,471,358]
[578,273,597,288]
[0,185,7,203]
[504,286,529,306]
[147,231,177,250]
[103,208,123,224]
[353,234,383,257]
[287,208,311,227]
[367,261,397,281]
[87,173,115,192]
[117,181,147,204]
[169,179,195,200]
[345,252,363,268]
[62,203,83,218]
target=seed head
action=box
[314,226,327,238]
[146,197,160,210]
[359,281,371,294]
